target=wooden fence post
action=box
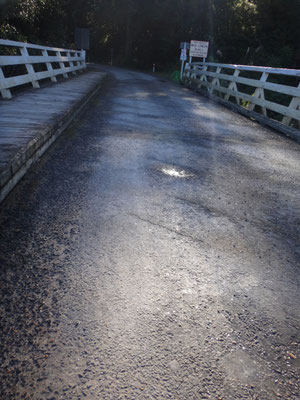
[0,67,12,99]
[42,49,57,83]
[224,69,240,105]
[20,45,40,89]
[56,51,68,79]
[68,51,77,75]
[249,72,268,116]
[282,83,300,127]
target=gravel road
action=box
[0,66,299,399]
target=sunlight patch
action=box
[161,167,194,178]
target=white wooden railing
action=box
[0,39,86,99]
[183,62,300,134]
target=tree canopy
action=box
[1,0,299,69]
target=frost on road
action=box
[0,67,299,399]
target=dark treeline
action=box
[1,0,300,70]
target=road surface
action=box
[0,66,300,399]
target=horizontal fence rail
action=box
[0,39,86,99]
[183,62,300,135]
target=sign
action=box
[180,49,187,61]
[75,28,90,50]
[180,42,190,50]
[189,40,209,58]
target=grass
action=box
[156,69,181,83]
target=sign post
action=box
[180,48,187,79]
[179,42,190,80]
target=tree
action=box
[0,0,298,68]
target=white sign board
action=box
[180,49,187,61]
[190,41,209,58]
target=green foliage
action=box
[156,64,181,83]
[0,0,299,69]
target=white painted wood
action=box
[0,55,83,66]
[20,46,40,89]
[56,51,69,79]
[0,39,78,53]
[210,66,221,95]
[190,62,300,77]
[0,67,12,98]
[249,72,268,116]
[187,77,300,121]
[184,61,300,128]
[67,51,76,75]
[185,68,300,98]
[224,69,240,105]
[42,49,57,83]
[0,39,86,98]
[196,64,207,91]
[0,65,87,89]
[282,83,300,126]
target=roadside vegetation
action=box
[1,0,299,72]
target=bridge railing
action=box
[0,39,86,99]
[183,62,300,137]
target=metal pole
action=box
[180,42,187,80]
[180,59,185,80]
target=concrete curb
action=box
[0,72,107,205]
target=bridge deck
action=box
[0,66,106,202]
[0,66,299,400]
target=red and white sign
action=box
[190,41,209,58]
